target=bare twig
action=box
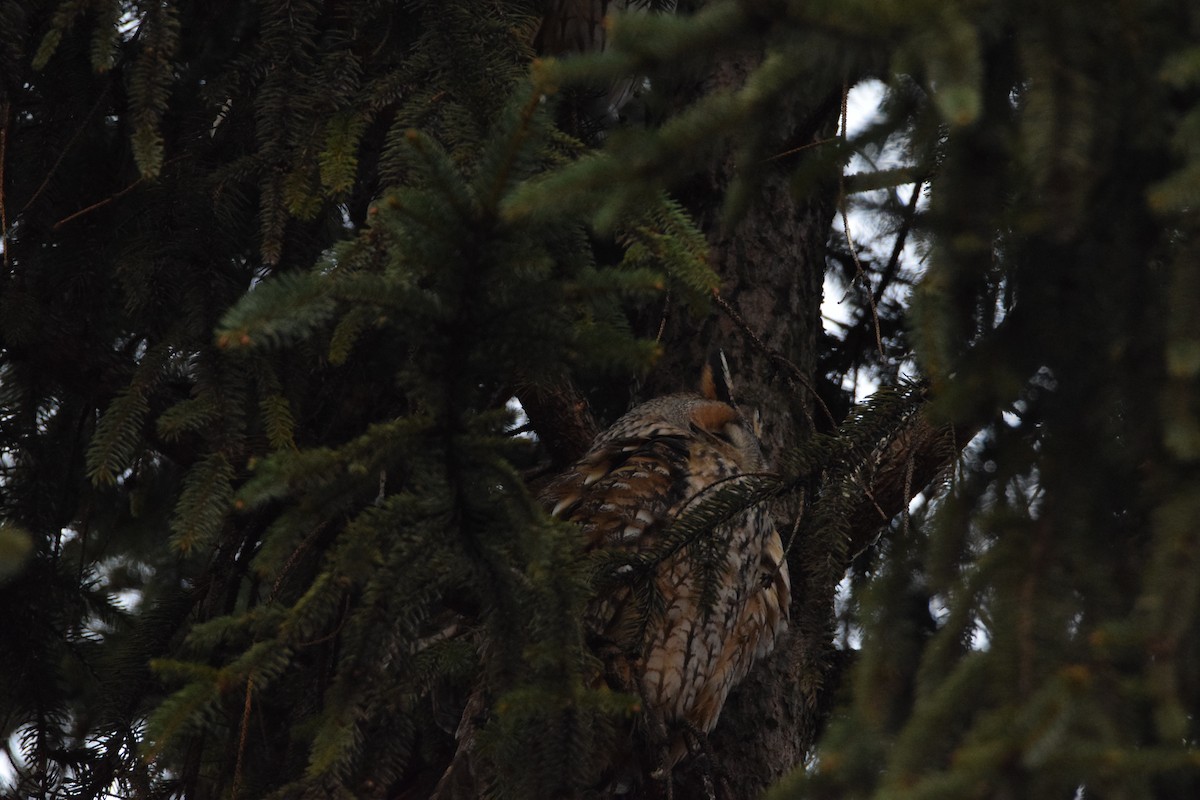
[53,172,151,229]
[267,523,325,605]
[1,101,9,267]
[763,135,839,163]
[901,452,914,538]
[232,675,254,800]
[21,85,114,215]
[874,179,924,307]
[781,499,804,563]
[835,82,884,357]
[656,288,672,343]
[54,154,186,230]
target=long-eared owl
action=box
[541,367,791,772]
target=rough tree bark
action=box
[594,19,840,789]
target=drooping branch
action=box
[843,400,976,555]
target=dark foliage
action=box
[2,1,1199,799]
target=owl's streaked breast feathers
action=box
[540,378,791,767]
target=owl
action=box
[541,370,791,776]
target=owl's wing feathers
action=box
[546,431,693,550]
[752,526,791,660]
[544,430,695,655]
[540,396,791,758]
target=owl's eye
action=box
[690,421,736,445]
[711,427,736,445]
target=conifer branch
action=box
[841,399,973,554]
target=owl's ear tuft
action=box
[689,402,738,434]
[700,348,736,406]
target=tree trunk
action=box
[643,53,843,799]
[528,7,968,796]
